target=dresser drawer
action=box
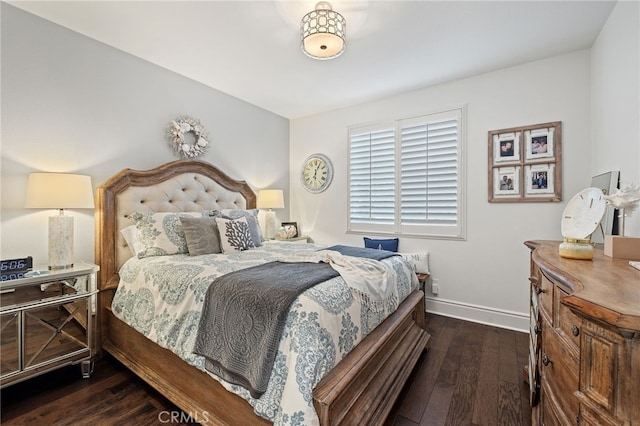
[554,287,581,352]
[538,273,554,322]
[541,322,579,421]
[526,240,639,426]
[578,402,618,426]
[579,321,625,417]
[541,381,575,426]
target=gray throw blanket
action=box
[192,245,397,398]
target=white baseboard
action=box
[425,296,529,333]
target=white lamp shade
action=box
[25,172,94,269]
[25,173,94,209]
[256,189,285,209]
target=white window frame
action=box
[347,106,466,240]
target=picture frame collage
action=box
[488,121,562,202]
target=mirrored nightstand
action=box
[0,262,99,388]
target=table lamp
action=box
[25,173,94,269]
[256,189,285,239]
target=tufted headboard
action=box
[95,159,256,296]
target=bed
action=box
[95,159,429,425]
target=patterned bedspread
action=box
[111,241,418,425]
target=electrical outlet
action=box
[431,278,439,295]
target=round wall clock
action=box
[301,153,333,193]
[559,187,607,259]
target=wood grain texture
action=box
[525,240,640,331]
[2,313,531,426]
[95,159,257,349]
[444,322,484,425]
[527,240,640,426]
[397,314,454,422]
[487,121,562,203]
[313,291,429,426]
[1,355,195,426]
[102,291,427,426]
[390,314,531,426]
[471,326,499,425]
[95,159,430,425]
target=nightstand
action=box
[416,273,430,292]
[0,262,99,388]
[276,235,310,243]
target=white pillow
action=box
[120,225,145,257]
[129,211,202,258]
[215,216,256,253]
[399,252,430,274]
[206,209,264,245]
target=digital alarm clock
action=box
[0,256,33,281]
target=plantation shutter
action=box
[348,125,396,232]
[347,107,465,239]
[400,109,461,236]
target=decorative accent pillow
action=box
[215,217,256,253]
[399,252,430,274]
[120,225,145,257]
[129,212,202,258]
[179,216,222,256]
[364,237,399,252]
[206,209,263,246]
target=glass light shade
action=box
[256,189,285,210]
[25,173,94,209]
[301,2,346,60]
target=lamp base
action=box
[604,235,640,260]
[49,263,74,271]
[264,210,277,240]
[49,215,74,269]
[559,241,594,260]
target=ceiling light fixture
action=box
[301,2,346,60]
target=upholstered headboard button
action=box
[112,168,251,270]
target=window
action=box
[348,107,465,239]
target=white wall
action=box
[2,2,635,332]
[0,4,290,264]
[290,51,593,331]
[591,0,640,237]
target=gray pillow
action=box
[180,216,222,255]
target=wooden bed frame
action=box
[95,159,430,425]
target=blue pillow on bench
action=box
[364,237,399,252]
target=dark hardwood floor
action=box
[388,313,531,426]
[1,313,531,425]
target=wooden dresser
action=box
[525,240,639,425]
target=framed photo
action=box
[488,121,561,202]
[525,164,556,196]
[280,221,298,238]
[492,166,521,198]
[492,131,521,163]
[525,126,555,161]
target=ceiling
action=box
[9,1,616,119]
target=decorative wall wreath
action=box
[167,116,209,158]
